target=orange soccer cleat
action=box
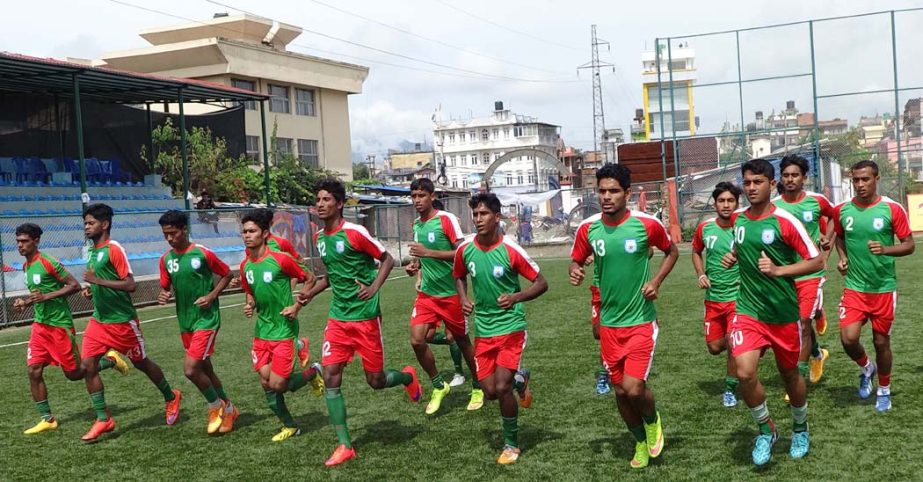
[402,365,422,403]
[324,444,357,467]
[81,417,115,443]
[165,389,182,425]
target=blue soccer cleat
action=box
[789,431,809,459]
[595,373,611,395]
[752,430,778,466]
[723,390,737,408]
[858,363,876,400]
[876,392,891,413]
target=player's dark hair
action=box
[780,154,809,176]
[712,182,742,202]
[158,210,188,229]
[410,178,435,194]
[241,209,271,232]
[432,199,445,210]
[84,203,114,232]
[741,158,775,180]
[315,177,346,204]
[468,192,501,214]
[596,162,631,190]
[851,160,879,176]
[15,223,43,239]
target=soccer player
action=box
[239,210,324,442]
[298,177,421,467]
[453,192,547,465]
[80,203,182,443]
[405,178,483,414]
[721,159,823,466]
[157,210,237,434]
[570,163,679,469]
[773,154,835,385]
[14,223,83,434]
[691,182,742,408]
[833,160,914,412]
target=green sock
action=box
[99,357,115,370]
[90,390,108,421]
[725,376,739,393]
[215,386,229,402]
[200,385,219,404]
[324,388,351,448]
[156,378,176,402]
[431,373,445,390]
[36,399,53,422]
[642,411,658,426]
[472,378,481,390]
[430,333,450,345]
[502,416,519,448]
[810,337,821,358]
[384,369,411,388]
[265,390,296,428]
[798,361,809,378]
[288,369,310,393]
[448,342,464,374]
[791,403,808,432]
[628,425,646,443]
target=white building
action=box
[641,42,696,140]
[433,102,560,193]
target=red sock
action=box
[879,372,891,387]
[856,353,869,368]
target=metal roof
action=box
[0,52,268,104]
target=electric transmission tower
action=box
[578,25,613,162]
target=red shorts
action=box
[590,286,601,327]
[704,301,735,343]
[599,322,659,385]
[322,317,384,372]
[729,314,801,369]
[410,292,468,337]
[251,338,296,378]
[28,323,80,372]
[474,331,527,381]
[839,288,896,335]
[81,318,146,363]
[181,330,218,361]
[795,277,825,320]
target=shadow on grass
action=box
[232,411,273,431]
[482,425,564,452]
[56,403,142,424]
[352,419,424,447]
[588,433,635,458]
[826,384,870,408]
[697,379,725,397]
[292,410,327,434]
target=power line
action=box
[577,25,613,160]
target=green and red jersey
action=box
[692,217,739,302]
[453,236,540,337]
[24,252,73,328]
[87,240,137,323]
[773,191,835,280]
[314,220,387,321]
[268,233,301,261]
[571,211,673,328]
[159,243,230,332]
[833,196,911,293]
[732,205,819,324]
[240,250,307,340]
[413,210,464,297]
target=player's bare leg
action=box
[872,330,893,412]
[482,367,521,464]
[448,333,484,410]
[131,357,181,424]
[734,350,778,465]
[260,365,299,441]
[840,322,877,400]
[202,358,238,432]
[184,356,226,434]
[777,356,809,460]
[707,337,738,407]
[412,323,451,414]
[618,374,663,464]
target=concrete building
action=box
[818,118,848,137]
[859,114,891,149]
[433,102,560,192]
[388,147,434,170]
[97,14,368,179]
[641,42,696,140]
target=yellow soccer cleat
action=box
[810,348,830,384]
[105,350,131,375]
[630,441,650,469]
[467,388,485,411]
[24,418,58,435]
[425,384,451,415]
[309,363,325,397]
[784,392,790,403]
[497,445,521,465]
[206,400,226,435]
[271,426,301,442]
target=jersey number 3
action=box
[166,259,180,274]
[592,239,606,257]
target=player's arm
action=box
[834,230,849,275]
[157,255,173,304]
[869,204,915,257]
[690,223,709,289]
[498,272,548,309]
[27,273,80,305]
[408,243,457,261]
[452,244,473,315]
[243,293,255,318]
[569,223,591,286]
[761,217,824,278]
[357,251,394,301]
[642,242,679,300]
[84,271,137,292]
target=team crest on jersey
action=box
[32,274,41,285]
[802,211,813,223]
[761,229,775,244]
[335,240,345,253]
[190,257,201,270]
[492,265,505,278]
[428,232,436,243]
[262,271,273,283]
[97,252,104,262]
[624,239,637,253]
[873,217,884,231]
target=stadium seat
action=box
[29,157,51,183]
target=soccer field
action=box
[1,253,921,481]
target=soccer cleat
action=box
[425,384,451,415]
[644,412,664,458]
[105,350,131,375]
[876,392,892,413]
[449,373,466,387]
[309,362,325,397]
[271,426,301,442]
[206,400,226,434]
[723,390,738,407]
[751,430,778,466]
[467,388,485,411]
[165,389,182,425]
[402,365,423,403]
[595,373,611,395]
[23,418,58,435]
[783,392,790,404]
[497,445,521,465]
[815,311,827,336]
[790,431,809,459]
[809,348,829,384]
[324,444,356,467]
[630,441,650,469]
[297,337,310,370]
[858,363,877,399]
[218,404,239,433]
[515,369,533,408]
[81,417,115,443]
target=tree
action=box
[353,163,371,180]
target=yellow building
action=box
[388,151,434,170]
[641,42,696,140]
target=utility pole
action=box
[578,25,613,163]
[365,154,377,181]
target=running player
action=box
[14,223,84,434]
[833,160,914,412]
[721,159,823,466]
[773,154,834,385]
[239,210,324,442]
[405,178,483,414]
[570,163,679,469]
[157,210,237,434]
[454,192,547,465]
[691,182,741,408]
[80,203,181,442]
[298,177,421,467]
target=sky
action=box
[3,0,922,164]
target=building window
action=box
[461,155,467,166]
[449,132,456,144]
[268,84,290,113]
[275,137,293,159]
[469,130,476,142]
[494,152,501,162]
[506,173,513,185]
[449,155,456,166]
[528,173,535,184]
[452,178,458,188]
[245,135,260,163]
[504,127,510,138]
[516,171,523,185]
[492,128,499,139]
[231,79,257,110]
[481,129,489,141]
[514,125,524,137]
[462,178,468,188]
[482,153,490,165]
[297,139,319,167]
[295,89,316,116]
